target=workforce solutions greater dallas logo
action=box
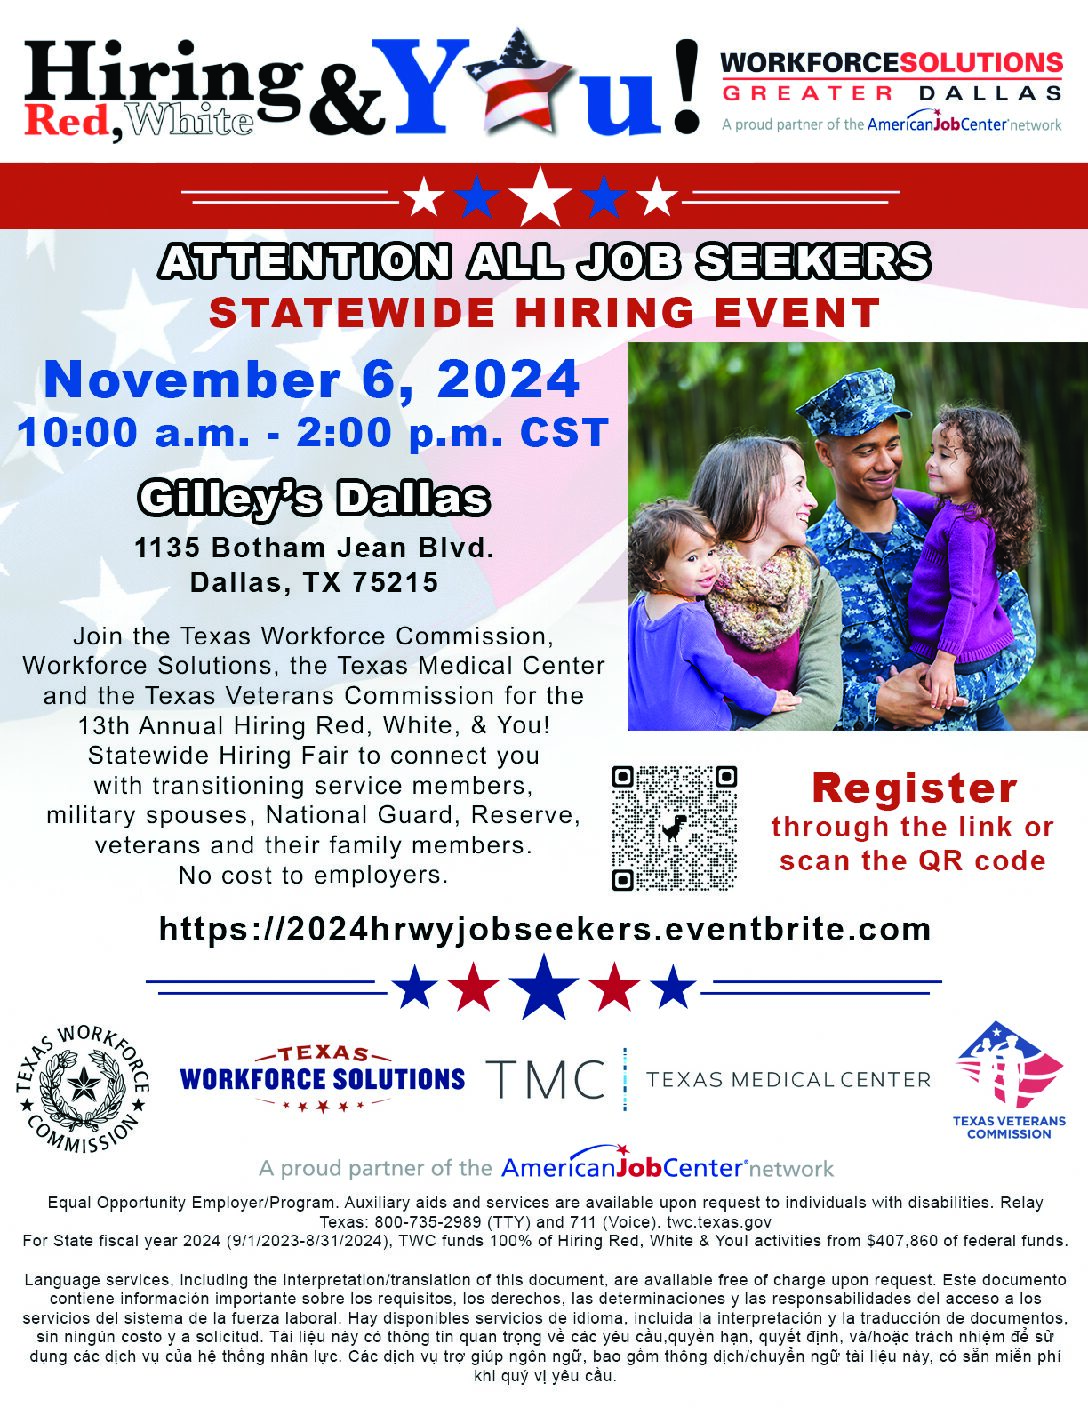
[953,1019,1065,1141]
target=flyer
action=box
[4,2,1084,1403]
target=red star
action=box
[283,1102,290,1109]
[589,964,639,1011]
[339,1102,349,1112]
[617,1145,628,1156]
[298,1102,307,1112]
[356,1102,365,1109]
[317,1100,328,1114]
[450,962,500,1011]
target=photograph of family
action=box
[627,343,1086,732]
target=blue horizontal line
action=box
[699,990,930,997]
[156,990,389,997]
[147,978,379,984]
[709,978,941,984]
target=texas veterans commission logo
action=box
[15,1022,150,1154]
[954,1019,1065,1140]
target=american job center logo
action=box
[177,1040,465,1115]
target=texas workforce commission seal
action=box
[15,1022,150,1154]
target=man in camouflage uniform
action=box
[798,369,1035,730]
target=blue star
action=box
[651,964,696,1008]
[455,175,500,218]
[393,964,437,1008]
[581,178,627,218]
[512,954,577,1019]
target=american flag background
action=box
[464,29,572,131]
[1,225,628,721]
[957,1020,1063,1109]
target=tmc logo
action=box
[485,1058,605,1100]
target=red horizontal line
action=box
[188,199,401,205]
[682,199,891,206]
[485,75,564,107]
[180,188,391,195]
[722,74,1060,81]
[688,188,901,194]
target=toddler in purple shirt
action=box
[628,500,801,730]
[903,407,1036,709]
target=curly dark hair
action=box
[628,499,716,595]
[937,407,1036,572]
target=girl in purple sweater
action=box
[628,500,800,730]
[902,407,1036,709]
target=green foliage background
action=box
[628,342,1088,682]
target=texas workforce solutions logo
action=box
[954,1019,1064,1140]
[178,1040,466,1115]
[15,1022,150,1155]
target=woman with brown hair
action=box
[690,435,843,730]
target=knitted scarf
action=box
[705,544,813,651]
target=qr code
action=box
[610,764,738,893]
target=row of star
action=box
[395,958,694,1017]
[403,171,675,222]
[272,1099,380,1113]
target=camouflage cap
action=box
[795,368,911,437]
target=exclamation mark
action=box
[675,39,699,133]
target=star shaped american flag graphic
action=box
[464,28,572,132]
